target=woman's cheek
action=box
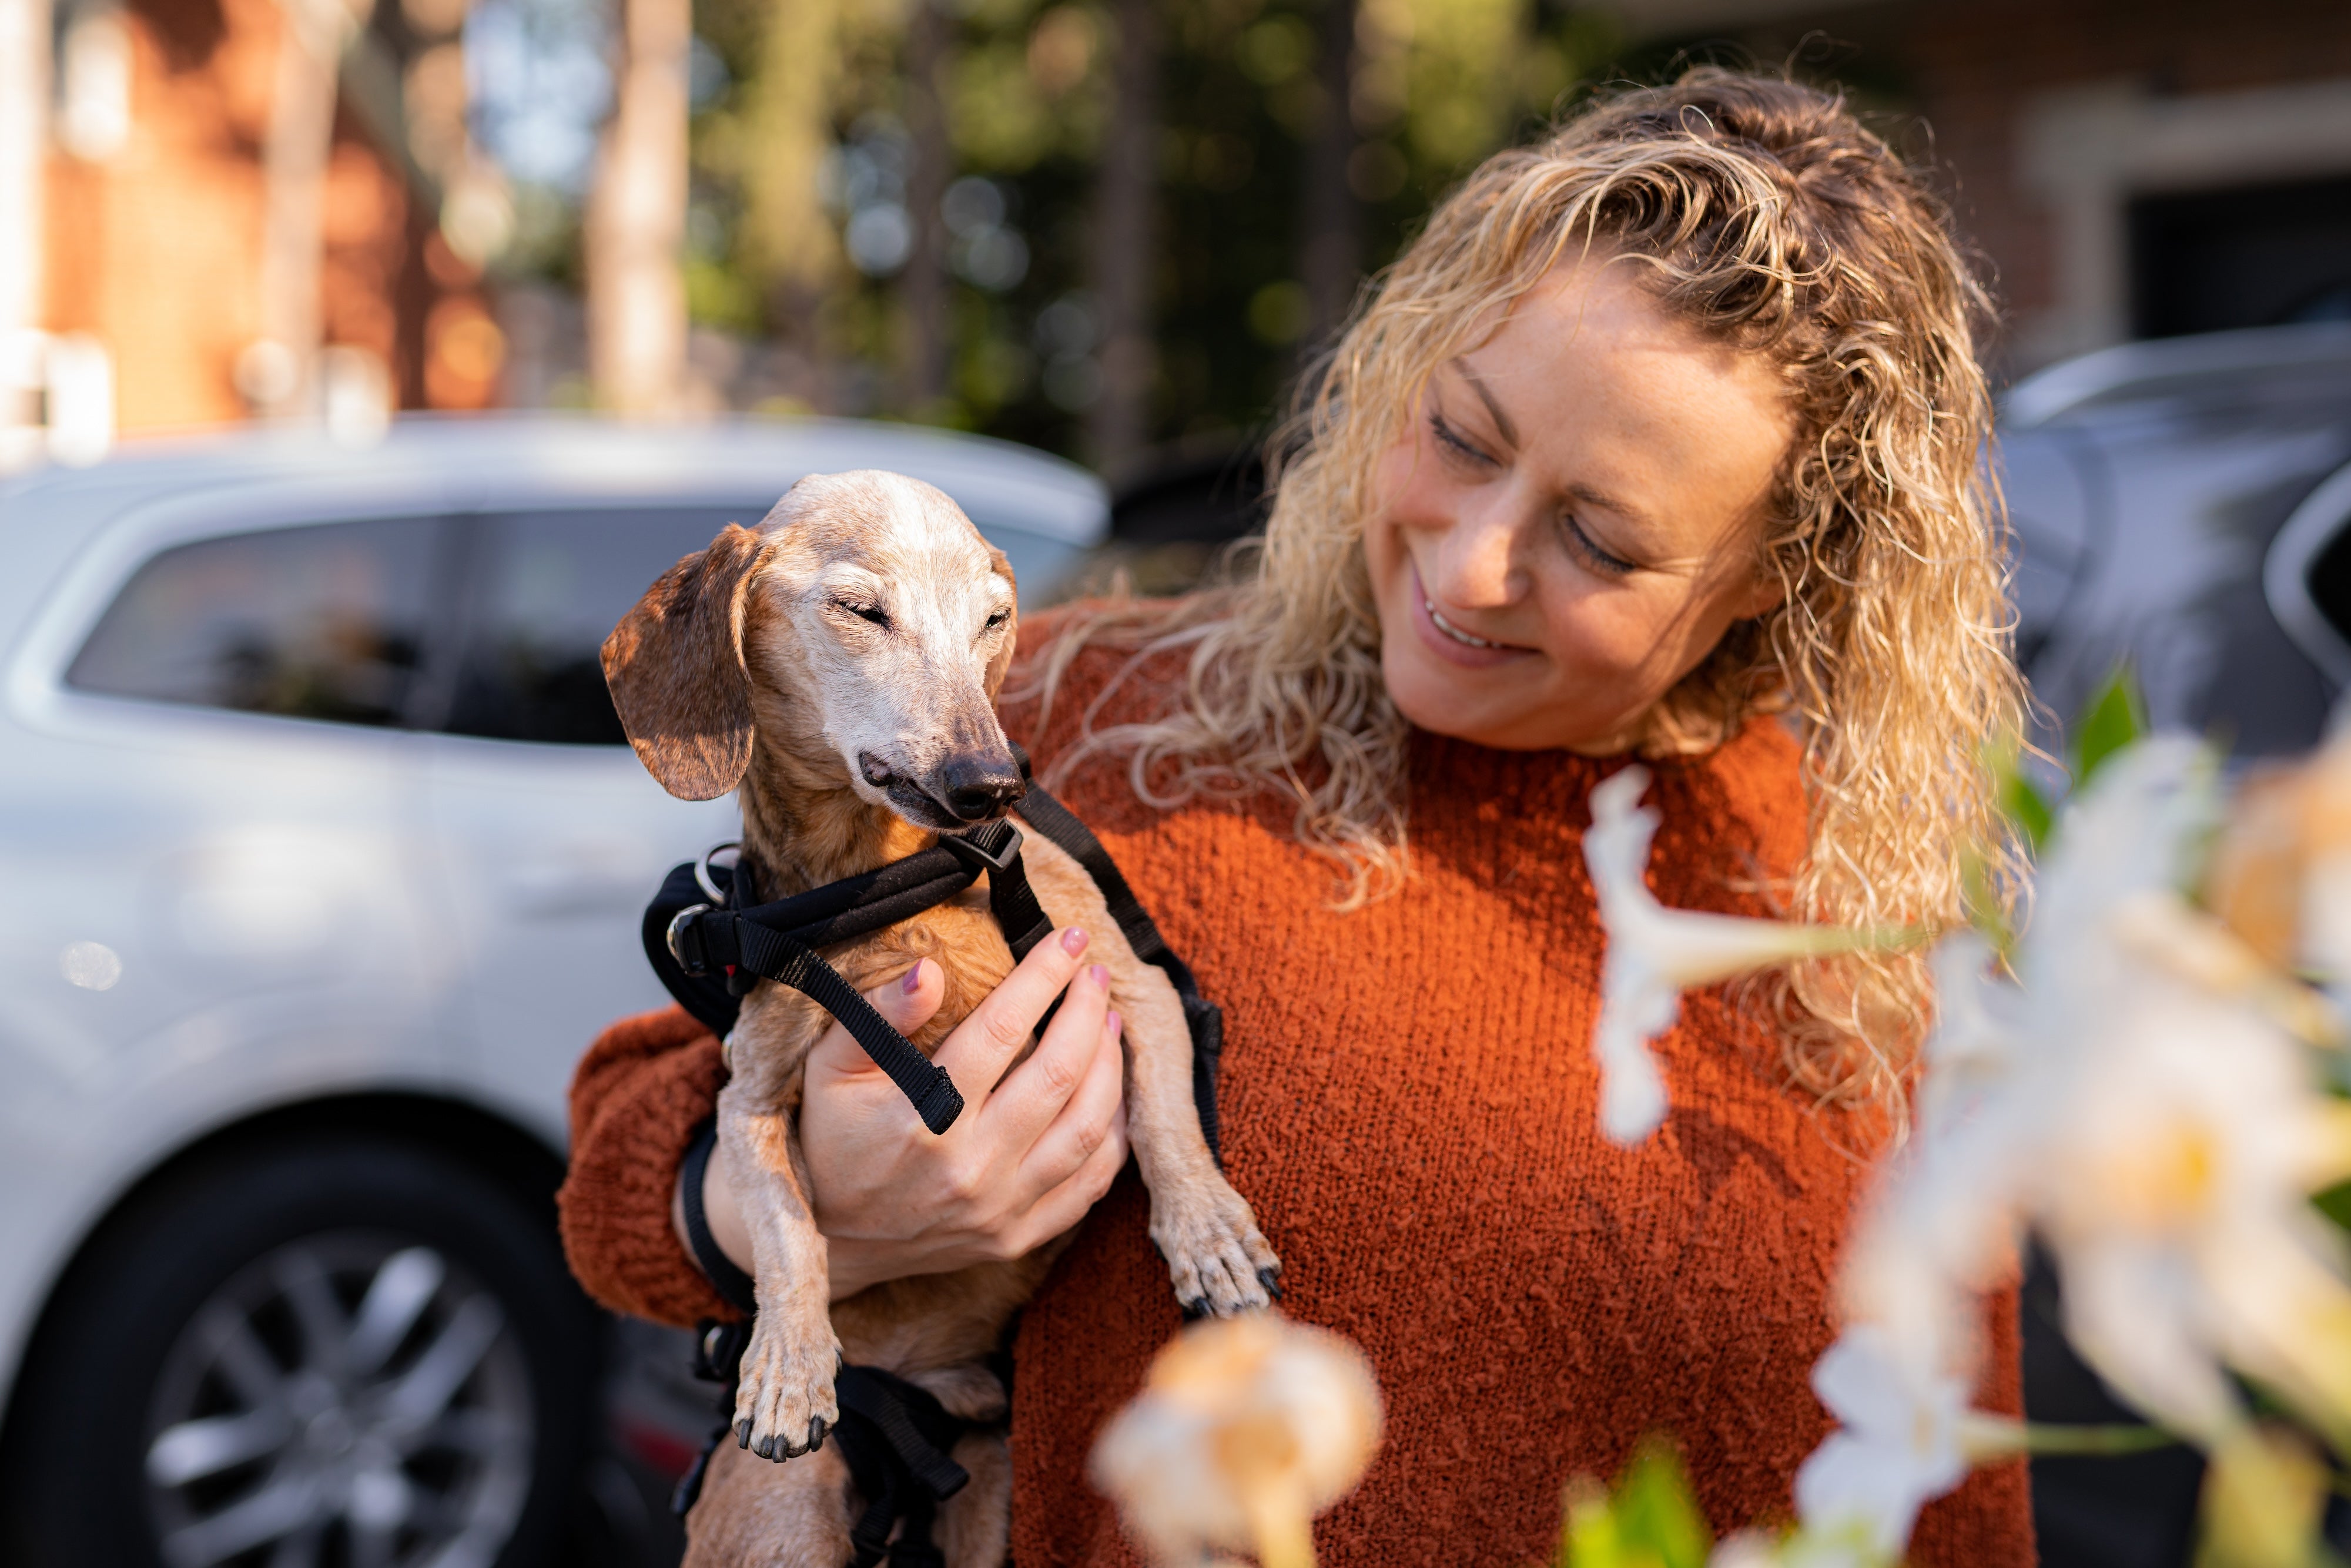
[1548,589,1689,710]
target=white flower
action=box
[1091,1314,1382,1568]
[1792,1327,1986,1562]
[1847,737,2351,1473]
[2033,947,2351,1446]
[1584,766,1888,1145]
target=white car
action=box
[0,416,1107,1568]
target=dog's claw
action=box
[1257,1267,1283,1301]
[1180,1296,1210,1322]
[736,1419,752,1450]
[809,1417,828,1452]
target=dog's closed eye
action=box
[832,597,891,628]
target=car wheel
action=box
[0,1134,599,1568]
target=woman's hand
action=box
[679,924,1131,1301]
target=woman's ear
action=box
[980,542,1020,701]
[601,523,771,800]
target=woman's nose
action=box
[1432,507,1523,609]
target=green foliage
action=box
[1998,758,2054,854]
[2072,668,2148,795]
[1559,1438,1713,1568]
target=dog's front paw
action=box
[1151,1178,1282,1318]
[731,1314,842,1463]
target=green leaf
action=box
[2313,1179,2351,1234]
[1613,1439,1712,1568]
[2002,769,2054,852]
[1559,1440,1714,1568]
[1561,1479,1622,1568]
[2073,668,2148,791]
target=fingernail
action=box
[1089,963,1109,989]
[1061,926,1089,956]
[902,961,926,996]
[1106,1009,1122,1037]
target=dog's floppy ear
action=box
[602,522,770,800]
[982,541,1019,701]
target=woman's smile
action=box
[1406,558,1535,668]
[1365,256,1795,755]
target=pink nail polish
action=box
[902,962,925,996]
[1089,963,1109,989]
[1060,926,1089,956]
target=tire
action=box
[0,1134,601,1568]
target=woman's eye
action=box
[1562,514,1638,577]
[1429,413,1493,467]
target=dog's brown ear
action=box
[982,542,1020,700]
[602,523,769,800]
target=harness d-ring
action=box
[695,841,742,904]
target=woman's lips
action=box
[1406,561,1534,669]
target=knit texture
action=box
[555,609,2031,1565]
[560,1005,735,1327]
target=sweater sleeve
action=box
[556,1005,742,1327]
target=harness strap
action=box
[732,924,966,1135]
[678,1119,758,1316]
[1007,744,1228,1164]
[943,820,1054,963]
[832,1367,974,1567]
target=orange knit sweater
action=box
[557,615,2031,1565]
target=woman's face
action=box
[1363,256,1798,754]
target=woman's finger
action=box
[802,957,949,1092]
[979,960,1114,1150]
[1015,1006,1126,1193]
[1008,1099,1131,1257]
[930,924,1094,1103]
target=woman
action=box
[561,69,2031,1563]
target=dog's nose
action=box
[939,753,1026,822]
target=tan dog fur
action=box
[602,471,1278,1567]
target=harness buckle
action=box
[940,821,1023,877]
[695,842,743,904]
[667,903,714,976]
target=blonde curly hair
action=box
[1027,68,2025,1103]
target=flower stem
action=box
[1967,1415,2178,1458]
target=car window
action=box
[443,507,748,745]
[66,517,440,726]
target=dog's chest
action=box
[725,886,1017,1107]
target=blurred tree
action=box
[253,0,380,417]
[587,0,690,413]
[1088,0,1161,478]
[730,0,842,346]
[1300,0,1357,347]
[904,0,954,407]
[639,0,1611,461]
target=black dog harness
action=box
[647,745,1225,1560]
[645,746,1224,1154]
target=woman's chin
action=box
[1381,634,1633,753]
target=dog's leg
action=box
[1014,833,1281,1316]
[935,1429,1012,1568]
[715,1077,843,1462]
[683,1438,855,1568]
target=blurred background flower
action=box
[1093,1312,1382,1568]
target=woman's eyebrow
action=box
[1569,481,1653,530]
[1447,359,1519,448]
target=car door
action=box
[416,505,748,1138]
[0,504,456,1259]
